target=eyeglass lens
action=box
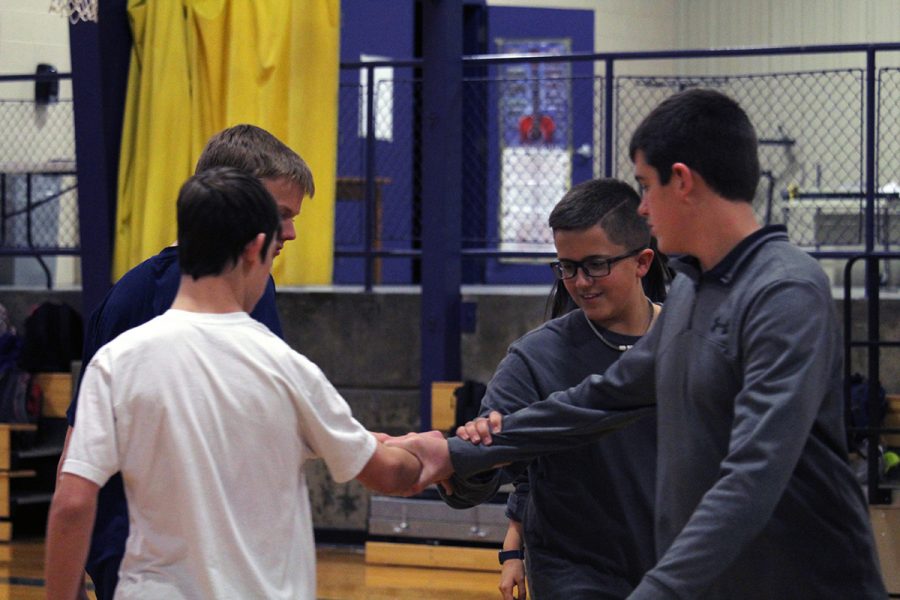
[550,247,644,280]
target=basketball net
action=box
[48,0,98,24]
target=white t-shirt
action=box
[63,309,377,600]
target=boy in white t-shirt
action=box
[45,167,424,600]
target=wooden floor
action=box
[0,539,502,599]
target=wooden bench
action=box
[33,372,72,419]
[0,424,38,558]
[0,371,73,557]
[885,394,900,447]
[430,380,462,432]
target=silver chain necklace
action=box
[583,299,654,352]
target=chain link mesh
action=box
[336,57,899,283]
[878,68,900,250]
[5,52,897,285]
[336,81,366,251]
[616,70,866,250]
[336,69,420,249]
[0,84,79,255]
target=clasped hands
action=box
[374,410,504,496]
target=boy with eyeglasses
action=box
[441,178,667,599]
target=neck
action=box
[584,298,656,353]
[691,198,761,271]
[595,289,655,336]
[170,273,246,314]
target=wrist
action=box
[498,549,525,564]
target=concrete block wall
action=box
[279,289,548,531]
[279,289,900,531]
[1,287,898,533]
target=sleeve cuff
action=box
[448,436,507,478]
[332,433,378,483]
[437,471,501,509]
[61,458,112,488]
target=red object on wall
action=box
[519,113,555,143]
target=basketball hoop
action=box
[49,0,98,24]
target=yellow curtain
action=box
[115,0,339,284]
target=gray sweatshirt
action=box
[445,309,656,597]
[448,226,887,599]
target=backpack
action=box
[846,372,887,451]
[19,301,83,373]
[453,380,487,431]
[0,306,40,425]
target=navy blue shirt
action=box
[67,246,283,577]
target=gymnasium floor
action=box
[2,540,501,599]
[8,518,900,597]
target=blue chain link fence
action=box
[338,45,900,287]
[3,46,900,288]
[0,72,78,287]
[613,69,891,258]
[879,68,900,250]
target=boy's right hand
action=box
[455,411,503,445]
[384,430,453,494]
[499,557,527,600]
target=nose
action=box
[573,266,594,286]
[280,219,297,242]
[637,196,650,218]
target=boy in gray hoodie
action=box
[395,89,888,600]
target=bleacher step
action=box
[14,445,63,460]
[10,492,53,506]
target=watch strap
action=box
[498,549,525,564]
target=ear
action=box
[670,162,695,199]
[241,233,267,268]
[635,248,654,277]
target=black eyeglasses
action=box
[549,246,646,280]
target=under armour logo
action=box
[711,317,729,335]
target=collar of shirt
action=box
[669,225,789,285]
